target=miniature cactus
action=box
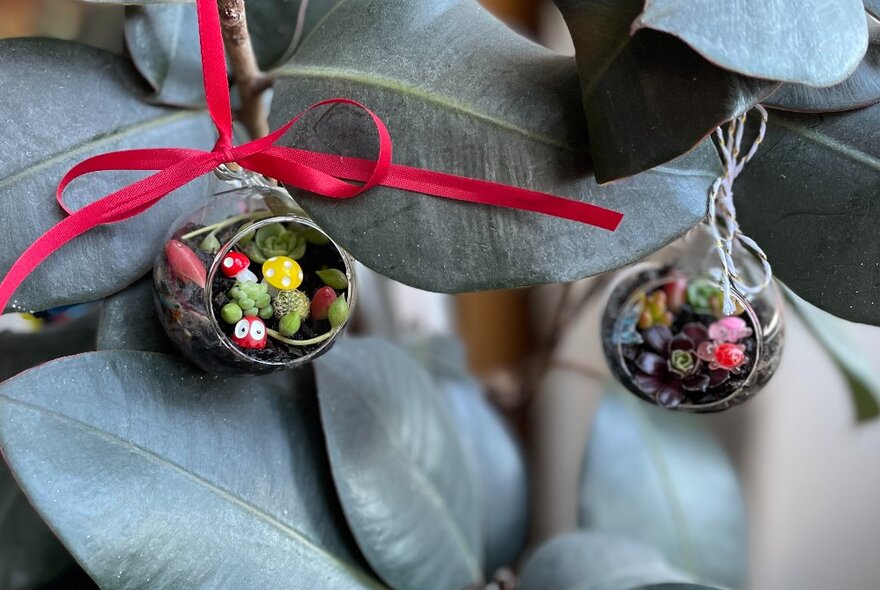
[222,280,273,323]
[273,289,310,320]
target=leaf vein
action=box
[0,395,382,588]
[275,64,577,152]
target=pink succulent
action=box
[708,316,752,343]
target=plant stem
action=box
[179,211,272,241]
[267,328,337,347]
[520,274,613,408]
[216,0,271,138]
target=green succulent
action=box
[273,289,310,320]
[316,268,348,290]
[243,222,306,263]
[686,277,736,316]
[669,349,698,377]
[328,296,349,328]
[278,312,301,337]
[222,280,273,322]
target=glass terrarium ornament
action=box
[154,166,356,375]
[602,107,784,412]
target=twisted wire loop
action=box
[214,163,273,188]
[707,104,773,315]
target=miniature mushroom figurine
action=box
[231,316,267,349]
[262,256,303,295]
[220,251,258,283]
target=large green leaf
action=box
[0,351,382,589]
[735,104,880,325]
[580,388,747,589]
[408,335,528,574]
[270,0,721,293]
[0,38,216,314]
[124,3,207,107]
[97,274,176,354]
[0,316,100,590]
[555,0,775,182]
[784,287,880,422]
[764,44,880,113]
[314,337,484,590]
[124,0,341,107]
[247,0,343,70]
[518,532,692,590]
[635,0,867,87]
[0,461,87,590]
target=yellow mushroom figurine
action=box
[262,256,303,295]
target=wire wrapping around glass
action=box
[601,229,783,412]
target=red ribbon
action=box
[0,0,622,312]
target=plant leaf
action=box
[783,287,880,422]
[97,274,177,354]
[0,315,100,590]
[635,0,867,86]
[735,104,880,325]
[518,531,692,590]
[764,44,880,113]
[408,335,528,574]
[247,0,344,70]
[314,337,484,590]
[124,0,342,107]
[124,3,207,107]
[271,0,721,293]
[555,0,776,182]
[0,461,88,590]
[0,351,382,589]
[580,388,747,589]
[0,38,216,314]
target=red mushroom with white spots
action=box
[220,251,258,283]
[231,316,267,349]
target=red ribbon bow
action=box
[0,0,622,312]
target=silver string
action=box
[707,104,773,315]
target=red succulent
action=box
[632,324,731,408]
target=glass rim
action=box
[611,267,764,411]
[204,213,357,368]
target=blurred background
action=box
[2,1,880,589]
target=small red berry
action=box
[311,286,338,320]
[714,343,745,369]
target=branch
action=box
[519,273,613,408]
[216,0,270,138]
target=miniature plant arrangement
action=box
[603,266,783,411]
[154,186,355,375]
[0,0,878,589]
